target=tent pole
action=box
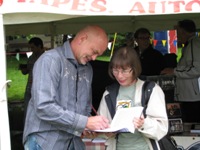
[110,32,117,59]
[0,14,11,150]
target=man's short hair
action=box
[134,28,151,39]
[178,19,196,33]
[29,37,44,48]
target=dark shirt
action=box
[135,46,164,76]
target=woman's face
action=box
[112,67,135,87]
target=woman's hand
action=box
[133,115,144,129]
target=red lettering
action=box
[0,0,3,6]
[14,0,200,15]
[185,0,200,11]
[90,0,106,12]
[51,0,70,7]
[17,0,51,6]
[161,1,166,13]
[129,2,145,13]
[145,1,167,14]
[149,2,156,13]
[71,0,86,11]
[169,1,185,12]
[41,0,48,5]
[18,0,34,2]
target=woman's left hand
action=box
[133,115,144,129]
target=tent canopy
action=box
[2,0,200,35]
[4,13,200,35]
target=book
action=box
[94,106,144,133]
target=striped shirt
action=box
[23,41,93,150]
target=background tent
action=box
[1,0,200,150]
[3,0,200,35]
[4,13,200,35]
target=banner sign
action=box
[0,0,200,15]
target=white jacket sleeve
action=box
[138,84,168,140]
[97,91,116,150]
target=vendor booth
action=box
[145,75,200,149]
[1,0,200,150]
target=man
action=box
[23,25,110,150]
[19,37,45,119]
[161,20,200,122]
[134,28,164,76]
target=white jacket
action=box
[97,79,168,150]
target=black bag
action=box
[158,135,178,150]
[141,81,178,150]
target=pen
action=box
[91,105,99,116]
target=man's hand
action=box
[160,68,174,75]
[86,116,110,130]
[82,130,97,139]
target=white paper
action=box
[94,106,144,133]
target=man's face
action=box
[76,36,108,65]
[29,43,40,53]
[136,33,151,50]
[176,26,188,44]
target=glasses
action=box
[112,68,133,76]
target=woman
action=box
[97,46,168,150]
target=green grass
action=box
[7,55,28,102]
[96,56,110,62]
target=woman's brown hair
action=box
[108,46,142,79]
